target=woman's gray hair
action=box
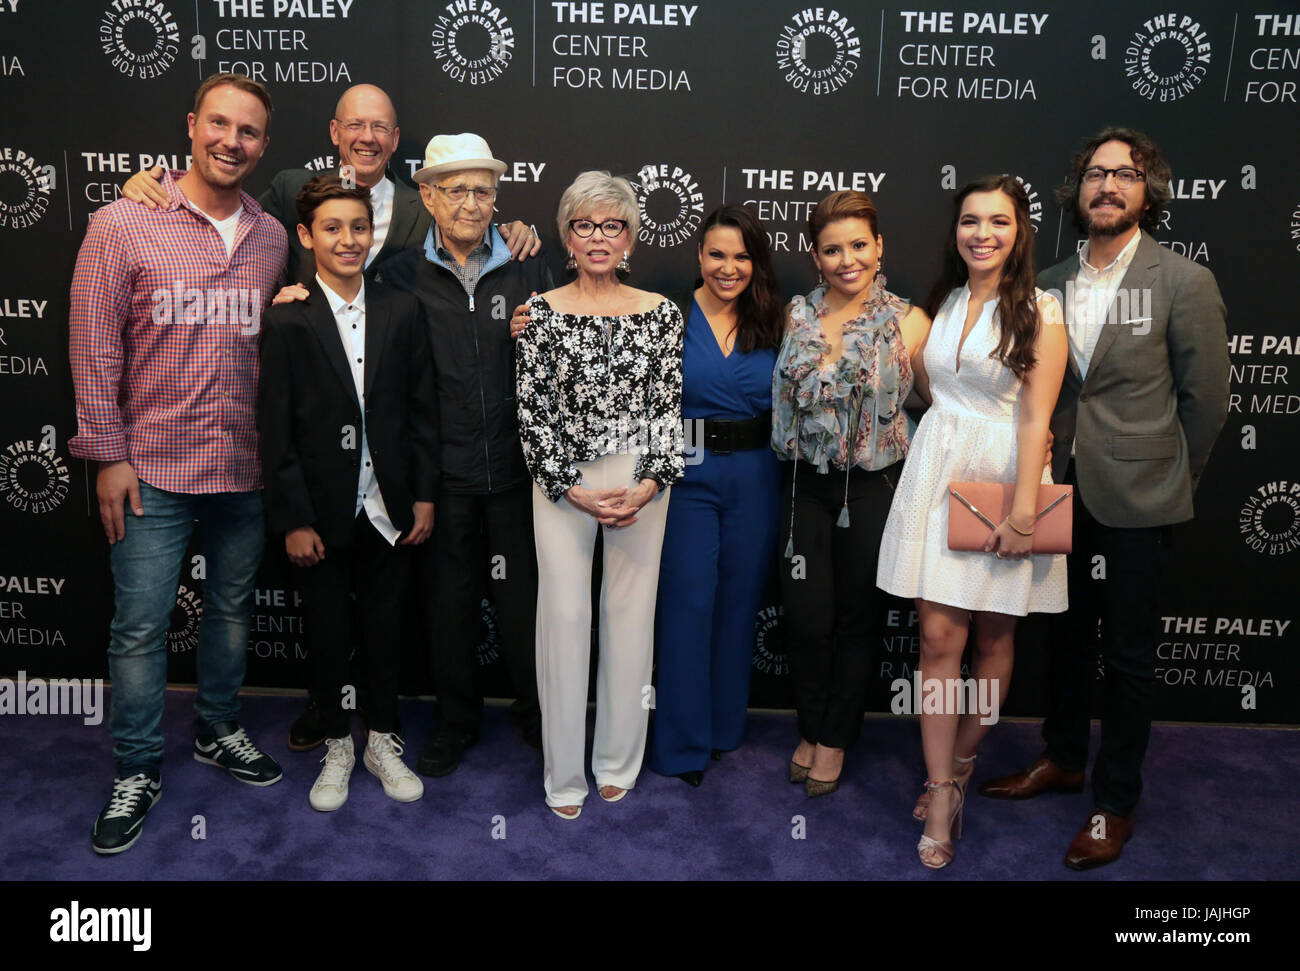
[556,170,640,246]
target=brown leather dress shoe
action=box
[1065,810,1134,870]
[978,756,1084,799]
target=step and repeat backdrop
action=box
[1,0,1297,724]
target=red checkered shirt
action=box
[68,170,287,493]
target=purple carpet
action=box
[5,689,1296,880]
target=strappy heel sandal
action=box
[917,779,964,870]
[913,754,976,821]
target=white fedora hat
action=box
[413,133,507,183]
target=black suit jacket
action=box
[259,279,439,548]
[258,167,430,286]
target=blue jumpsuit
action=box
[649,299,781,776]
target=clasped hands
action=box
[565,480,657,527]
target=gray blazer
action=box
[1038,230,1229,528]
[258,167,430,286]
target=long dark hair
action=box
[924,175,1038,380]
[698,204,783,352]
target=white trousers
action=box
[532,451,671,807]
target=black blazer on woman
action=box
[259,279,439,548]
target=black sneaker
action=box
[91,773,162,855]
[194,721,283,786]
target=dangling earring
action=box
[616,251,631,280]
[565,251,577,273]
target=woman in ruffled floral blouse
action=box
[771,190,932,797]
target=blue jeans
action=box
[107,481,264,776]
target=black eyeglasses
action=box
[569,219,629,238]
[1080,167,1145,189]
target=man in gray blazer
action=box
[980,127,1230,869]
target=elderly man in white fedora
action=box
[377,134,554,777]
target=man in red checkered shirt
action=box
[69,73,289,856]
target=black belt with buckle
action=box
[700,411,772,455]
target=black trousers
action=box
[778,461,896,750]
[1042,461,1171,816]
[419,482,540,735]
[295,515,412,739]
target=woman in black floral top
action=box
[516,170,684,820]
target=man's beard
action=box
[1080,197,1141,238]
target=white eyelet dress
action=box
[876,285,1067,616]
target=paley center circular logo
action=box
[430,0,515,85]
[775,7,861,95]
[475,597,500,667]
[98,0,181,80]
[167,585,203,653]
[1239,481,1300,556]
[0,439,69,514]
[0,147,53,231]
[1124,13,1211,103]
[630,163,704,248]
[751,604,790,677]
[1011,173,1042,231]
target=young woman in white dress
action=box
[876,175,1069,868]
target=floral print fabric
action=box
[516,295,685,502]
[771,275,913,473]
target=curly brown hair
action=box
[1055,126,1172,234]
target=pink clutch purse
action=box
[946,482,1073,554]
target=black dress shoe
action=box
[710,749,723,761]
[288,699,326,752]
[676,770,704,787]
[416,729,476,778]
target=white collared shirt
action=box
[1068,229,1142,381]
[316,275,400,545]
[365,175,395,268]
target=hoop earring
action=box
[565,251,577,273]
[616,251,631,280]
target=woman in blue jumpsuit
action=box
[650,205,785,786]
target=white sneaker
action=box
[364,732,424,803]
[309,735,355,812]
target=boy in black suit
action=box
[260,174,438,811]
